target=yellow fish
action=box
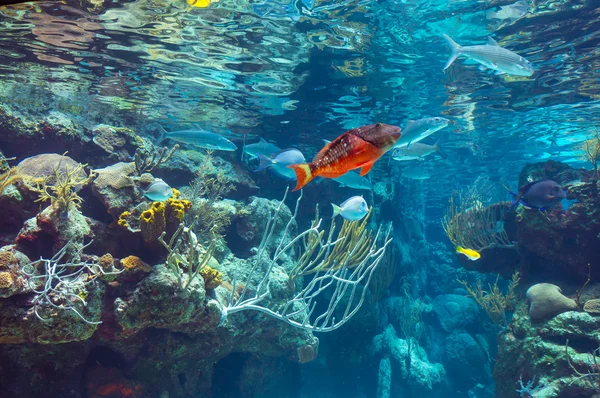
[186,0,210,8]
[456,246,481,261]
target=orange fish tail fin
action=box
[289,163,316,191]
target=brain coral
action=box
[526,283,577,321]
[0,271,13,289]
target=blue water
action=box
[0,0,599,397]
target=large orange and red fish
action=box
[288,123,401,191]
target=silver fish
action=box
[443,34,534,76]
[332,171,373,191]
[487,0,528,20]
[391,142,446,161]
[144,179,173,202]
[243,137,281,160]
[393,117,449,148]
[156,125,237,151]
[331,196,369,221]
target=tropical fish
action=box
[391,141,446,161]
[255,149,306,181]
[243,137,281,160]
[393,117,449,148]
[332,171,373,191]
[487,0,528,20]
[144,180,173,202]
[456,246,481,261]
[510,179,565,210]
[331,196,369,221]
[156,125,237,151]
[288,123,401,191]
[442,34,534,76]
[401,168,431,180]
[187,0,216,8]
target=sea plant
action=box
[459,271,520,329]
[186,150,236,238]
[158,218,217,291]
[32,154,93,216]
[442,176,514,251]
[565,339,600,388]
[23,241,122,324]
[219,188,393,332]
[577,128,600,180]
[134,144,179,175]
[290,205,374,279]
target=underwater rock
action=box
[91,162,139,219]
[526,283,577,321]
[228,196,296,259]
[442,331,491,387]
[495,302,600,397]
[0,279,104,344]
[516,162,600,282]
[16,153,87,186]
[432,294,479,333]
[371,324,447,396]
[112,264,208,336]
[0,246,37,298]
[0,342,89,397]
[583,298,600,315]
[91,124,147,164]
[0,106,87,158]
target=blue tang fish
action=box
[511,179,565,210]
[144,180,173,202]
[255,149,306,181]
[331,196,369,221]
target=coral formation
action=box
[526,283,577,321]
[139,201,166,243]
[199,265,222,290]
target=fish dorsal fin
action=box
[259,137,268,144]
[312,139,336,162]
[322,139,331,145]
[518,179,548,194]
[487,37,499,46]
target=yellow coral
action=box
[120,256,153,273]
[98,253,114,271]
[199,265,222,290]
[172,188,180,199]
[166,198,192,221]
[0,271,13,289]
[0,251,14,270]
[140,202,166,243]
[118,210,131,228]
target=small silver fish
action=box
[391,141,446,161]
[332,171,373,191]
[331,196,369,221]
[156,125,237,151]
[443,34,534,76]
[393,117,449,148]
[243,137,281,160]
[144,180,173,202]
[487,0,528,20]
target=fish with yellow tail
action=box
[288,123,401,191]
[456,246,481,261]
[186,0,214,8]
